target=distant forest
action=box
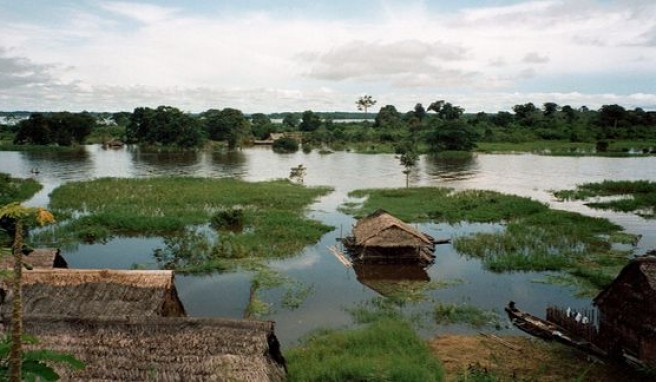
[2,101,655,154]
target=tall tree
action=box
[374,105,402,129]
[202,108,249,149]
[356,95,377,117]
[299,110,322,132]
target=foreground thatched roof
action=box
[0,269,185,317]
[3,315,286,382]
[351,209,434,248]
[594,255,656,307]
[0,248,67,269]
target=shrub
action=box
[272,137,299,153]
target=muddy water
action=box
[2,145,655,345]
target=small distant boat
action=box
[30,168,40,174]
[103,139,125,149]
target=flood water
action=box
[2,145,656,345]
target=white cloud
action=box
[0,0,654,112]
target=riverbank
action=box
[430,335,645,381]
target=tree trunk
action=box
[9,221,23,382]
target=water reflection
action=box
[353,263,431,300]
[423,154,479,181]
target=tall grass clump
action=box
[285,318,444,382]
[0,173,42,205]
[433,303,500,328]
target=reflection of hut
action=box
[0,269,185,317]
[0,248,67,269]
[5,315,285,381]
[593,256,656,366]
[345,210,435,264]
[353,263,431,298]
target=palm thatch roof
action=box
[0,248,67,269]
[4,315,286,382]
[0,269,185,317]
[350,209,434,249]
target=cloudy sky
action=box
[1,0,655,113]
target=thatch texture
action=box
[0,269,185,317]
[594,255,656,367]
[346,210,435,264]
[350,210,434,248]
[3,315,286,382]
[0,248,67,269]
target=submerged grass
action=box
[285,317,444,382]
[344,186,634,294]
[554,180,656,218]
[433,303,501,328]
[46,177,332,269]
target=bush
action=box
[272,137,299,153]
[210,208,244,230]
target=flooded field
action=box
[2,145,655,345]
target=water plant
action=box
[554,180,656,218]
[285,317,444,382]
[433,303,500,328]
[44,177,332,270]
[0,173,42,206]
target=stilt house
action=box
[345,209,435,264]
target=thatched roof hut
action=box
[593,255,656,366]
[0,248,67,269]
[346,210,435,264]
[3,315,286,381]
[0,269,185,317]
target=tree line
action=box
[3,102,655,151]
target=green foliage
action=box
[0,174,42,206]
[202,108,249,148]
[272,137,299,153]
[433,303,500,328]
[14,112,95,146]
[250,113,273,140]
[0,335,85,381]
[126,106,205,148]
[299,110,322,132]
[427,119,478,152]
[285,318,444,382]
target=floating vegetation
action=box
[433,303,501,328]
[554,180,656,218]
[343,187,635,295]
[46,177,333,271]
[285,317,444,382]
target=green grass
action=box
[45,177,332,271]
[344,187,548,223]
[343,186,633,294]
[554,180,656,218]
[0,173,42,205]
[285,318,444,382]
[433,303,500,328]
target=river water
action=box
[2,145,655,345]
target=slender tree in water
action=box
[356,95,377,118]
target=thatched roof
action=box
[594,255,656,307]
[350,210,434,248]
[0,269,185,317]
[0,248,67,269]
[3,315,286,382]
